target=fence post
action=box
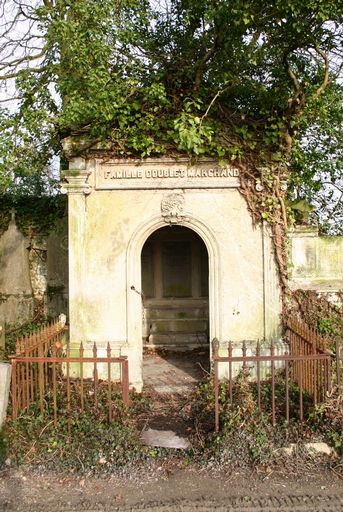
[212,338,219,359]
[122,358,129,406]
[11,360,17,420]
[212,338,220,432]
[270,341,276,426]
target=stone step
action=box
[148,319,208,333]
[147,333,208,345]
[145,308,208,320]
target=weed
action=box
[310,389,343,456]
[4,367,342,474]
[188,370,331,468]
[289,290,343,346]
[4,390,150,474]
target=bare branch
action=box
[193,44,217,93]
[284,56,300,92]
[0,47,46,71]
[0,65,46,80]
[322,191,343,223]
[0,9,22,37]
[199,84,232,130]
[321,181,343,194]
[0,95,20,102]
[312,48,330,100]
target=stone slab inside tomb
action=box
[62,150,281,391]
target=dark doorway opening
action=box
[141,225,210,392]
[141,225,209,350]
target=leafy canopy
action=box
[0,0,342,230]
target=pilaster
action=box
[61,162,92,345]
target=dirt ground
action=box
[1,463,342,511]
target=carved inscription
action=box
[103,167,239,180]
[95,160,240,190]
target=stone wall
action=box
[289,226,343,298]
[1,214,342,328]
[0,213,33,323]
[0,215,68,325]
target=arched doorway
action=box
[126,214,220,391]
[141,225,210,391]
[141,226,209,350]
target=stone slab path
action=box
[140,428,191,449]
[142,350,209,394]
[140,350,209,447]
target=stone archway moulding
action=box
[126,214,221,355]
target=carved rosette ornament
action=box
[161,193,186,224]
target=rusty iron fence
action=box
[335,337,343,393]
[9,318,129,424]
[212,317,341,432]
[285,317,331,401]
[13,316,67,358]
[285,317,342,394]
[286,317,328,353]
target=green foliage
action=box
[317,316,341,337]
[4,369,343,473]
[290,290,343,344]
[5,382,190,474]
[4,384,148,474]
[189,370,335,467]
[0,194,66,237]
[191,368,316,435]
[0,0,342,229]
[311,392,343,456]
[5,411,144,474]
[0,91,59,195]
[289,82,343,233]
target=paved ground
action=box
[140,350,210,442]
[142,350,209,394]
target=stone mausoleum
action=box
[61,148,281,390]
